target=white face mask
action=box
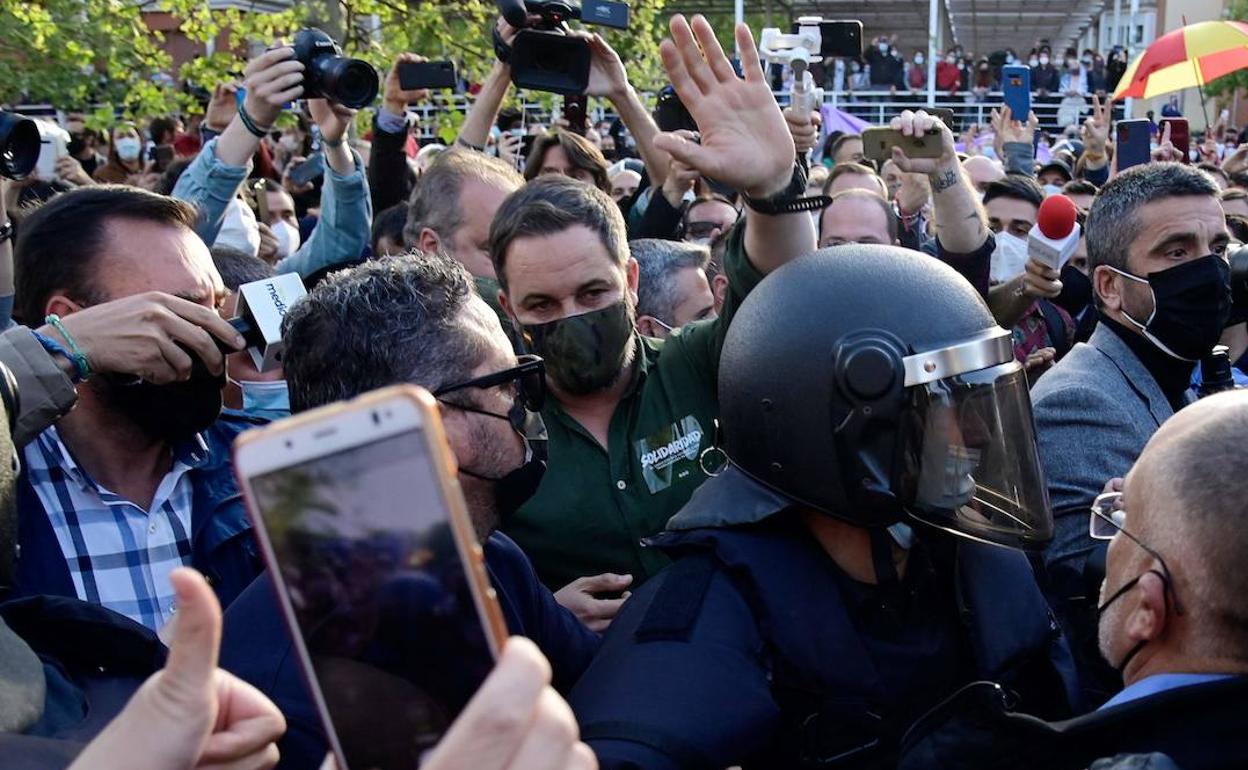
[1039,55,1050,66]
[991,231,1030,284]
[1006,54,1017,64]
[271,219,301,259]
[115,137,141,162]
[1029,57,1040,67]
[279,135,302,153]
[915,55,925,65]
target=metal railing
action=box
[18,89,1128,144]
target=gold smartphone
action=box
[233,385,508,770]
[862,126,944,163]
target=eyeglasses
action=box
[685,220,726,240]
[1089,490,1184,615]
[433,355,546,414]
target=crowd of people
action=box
[2,10,1248,770]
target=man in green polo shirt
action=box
[488,14,818,590]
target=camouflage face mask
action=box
[518,300,635,396]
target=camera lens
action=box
[0,113,41,180]
[319,57,379,109]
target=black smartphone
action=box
[398,60,457,91]
[563,94,588,136]
[520,133,536,159]
[288,153,324,187]
[791,20,863,59]
[581,0,629,30]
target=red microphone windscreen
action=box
[1037,194,1078,240]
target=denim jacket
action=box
[172,138,372,278]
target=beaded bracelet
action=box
[237,103,270,138]
[42,316,91,381]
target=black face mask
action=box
[1097,568,1169,674]
[455,401,547,519]
[95,358,225,443]
[518,300,635,396]
[1054,263,1093,316]
[1112,255,1232,362]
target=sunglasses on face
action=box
[433,354,546,415]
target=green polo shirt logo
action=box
[636,415,705,494]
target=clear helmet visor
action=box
[903,361,1053,550]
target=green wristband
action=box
[45,314,91,381]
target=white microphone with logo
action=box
[222,273,307,372]
[1028,194,1081,271]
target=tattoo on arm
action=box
[932,169,959,193]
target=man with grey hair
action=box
[630,238,716,338]
[899,391,1248,770]
[404,147,524,314]
[219,252,607,768]
[1030,162,1233,707]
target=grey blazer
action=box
[1031,323,1189,583]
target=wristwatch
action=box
[0,221,12,245]
[742,163,824,214]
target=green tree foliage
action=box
[2,0,671,127]
[1204,0,1248,100]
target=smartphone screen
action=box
[249,427,496,770]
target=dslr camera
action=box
[0,112,40,180]
[292,28,379,109]
[496,0,630,95]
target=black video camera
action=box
[292,28,379,109]
[0,112,40,181]
[1229,244,1248,327]
[496,0,629,95]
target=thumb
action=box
[158,568,223,701]
[654,132,713,172]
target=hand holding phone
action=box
[287,153,324,188]
[235,386,508,770]
[397,60,457,92]
[1115,119,1152,171]
[863,126,943,164]
[1158,118,1189,163]
[1002,65,1031,124]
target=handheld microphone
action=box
[1028,194,1081,271]
[219,273,307,372]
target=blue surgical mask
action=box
[240,379,291,420]
[115,137,142,162]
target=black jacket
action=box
[571,468,1079,770]
[898,676,1248,770]
[220,531,600,770]
[1,595,165,768]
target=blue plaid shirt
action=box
[24,426,205,631]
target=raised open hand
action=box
[653,15,794,198]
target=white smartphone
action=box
[233,385,508,770]
[35,122,67,182]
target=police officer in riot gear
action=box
[568,245,1080,769]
